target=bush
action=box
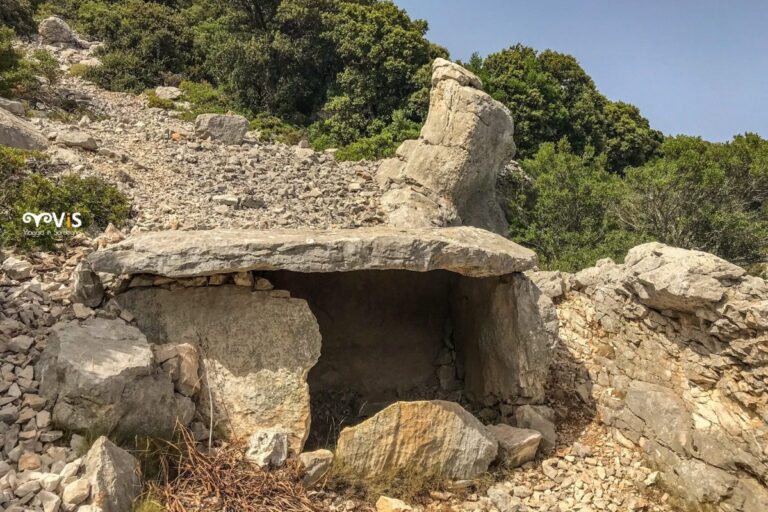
[0,146,43,220]
[67,63,90,77]
[145,91,174,109]
[0,0,38,35]
[334,110,421,161]
[0,28,60,99]
[249,113,304,145]
[1,174,131,250]
[510,141,643,271]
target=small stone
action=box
[254,277,274,291]
[2,256,33,280]
[72,303,94,319]
[233,271,254,287]
[376,496,412,512]
[38,489,61,512]
[18,452,42,471]
[299,449,333,487]
[62,478,90,506]
[246,430,289,468]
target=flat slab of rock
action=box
[88,226,537,279]
[488,424,541,467]
[116,285,321,451]
[335,400,498,480]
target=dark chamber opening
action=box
[265,270,468,449]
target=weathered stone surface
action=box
[625,242,746,313]
[38,16,78,45]
[57,130,98,151]
[115,285,321,452]
[300,449,333,487]
[335,400,498,480]
[0,107,48,150]
[452,273,556,403]
[488,424,541,468]
[38,318,194,438]
[84,436,140,512]
[71,261,104,307]
[194,113,249,145]
[376,496,413,512]
[525,270,567,300]
[246,430,289,468]
[88,227,537,279]
[378,59,514,234]
[154,86,182,101]
[625,381,692,454]
[2,256,33,280]
[0,97,24,116]
[515,405,557,453]
[558,242,768,511]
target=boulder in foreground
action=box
[335,400,498,480]
[38,318,194,438]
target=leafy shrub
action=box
[0,0,38,35]
[67,63,89,77]
[249,113,304,145]
[76,0,192,92]
[176,81,232,118]
[0,146,43,219]
[334,110,421,161]
[1,174,131,250]
[510,141,644,271]
[0,28,61,99]
[145,91,174,109]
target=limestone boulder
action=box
[488,424,541,467]
[0,107,48,150]
[624,242,746,313]
[87,226,537,279]
[515,405,557,453]
[300,449,334,487]
[379,58,514,234]
[0,97,24,116]
[38,318,194,438]
[84,437,140,512]
[57,130,98,151]
[155,86,182,101]
[38,16,78,45]
[335,400,498,480]
[115,285,321,452]
[525,270,567,300]
[195,113,249,145]
[246,430,289,468]
[452,273,556,403]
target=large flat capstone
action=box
[87,226,537,279]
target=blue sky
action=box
[393,0,768,142]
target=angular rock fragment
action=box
[84,436,140,512]
[195,113,249,145]
[38,318,194,438]
[488,424,541,467]
[335,400,498,480]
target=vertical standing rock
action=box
[378,58,515,234]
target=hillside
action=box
[0,9,766,512]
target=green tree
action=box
[618,134,768,265]
[509,140,642,271]
[466,46,662,172]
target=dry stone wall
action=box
[541,243,768,511]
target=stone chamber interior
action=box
[264,269,506,450]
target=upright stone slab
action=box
[116,285,321,452]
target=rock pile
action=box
[548,242,768,511]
